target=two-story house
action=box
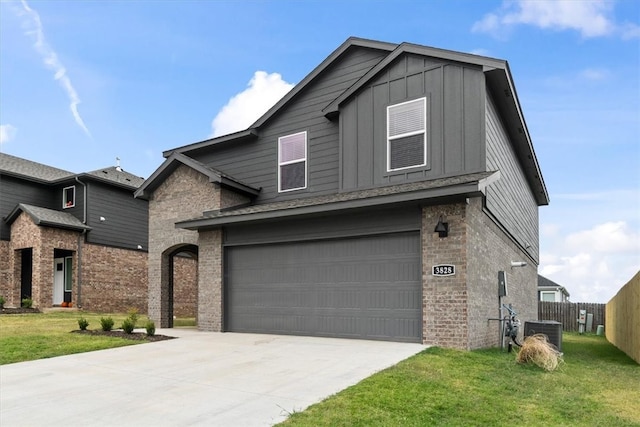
[0,153,152,312]
[135,37,549,349]
[538,275,570,302]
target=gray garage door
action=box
[225,232,422,342]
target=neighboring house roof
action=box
[134,152,261,200]
[160,37,548,206]
[538,275,570,297]
[5,203,92,232]
[0,152,74,183]
[0,152,144,190]
[177,171,499,229]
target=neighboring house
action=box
[136,37,549,349]
[0,153,151,312]
[538,275,570,302]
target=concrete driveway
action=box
[0,329,424,426]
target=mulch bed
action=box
[0,307,41,315]
[71,329,175,342]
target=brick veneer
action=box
[422,197,537,350]
[147,164,249,328]
[0,240,12,304]
[172,255,197,317]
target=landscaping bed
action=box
[71,329,174,342]
[1,307,40,315]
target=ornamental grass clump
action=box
[516,333,564,371]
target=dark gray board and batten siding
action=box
[191,46,390,202]
[340,54,486,191]
[485,93,539,261]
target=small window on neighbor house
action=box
[387,97,427,171]
[63,186,75,208]
[541,292,556,302]
[278,131,307,192]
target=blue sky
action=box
[1,0,638,303]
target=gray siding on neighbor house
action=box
[85,181,148,249]
[0,176,57,240]
[485,92,539,261]
[340,53,486,190]
[192,46,389,203]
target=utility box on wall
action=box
[524,320,563,351]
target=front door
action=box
[53,258,65,305]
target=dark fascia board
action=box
[485,68,549,206]
[249,37,398,129]
[176,178,492,230]
[134,152,260,200]
[4,204,92,232]
[162,129,259,158]
[323,42,506,116]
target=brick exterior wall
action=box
[197,229,223,331]
[80,243,147,313]
[173,255,197,317]
[422,197,538,350]
[147,163,250,328]
[0,240,12,305]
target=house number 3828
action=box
[432,265,455,276]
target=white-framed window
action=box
[387,97,427,172]
[278,131,307,192]
[540,291,556,302]
[63,186,75,209]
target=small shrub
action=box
[78,317,89,331]
[126,308,139,328]
[516,333,564,371]
[21,297,33,308]
[0,295,5,309]
[145,320,156,336]
[100,317,114,331]
[122,318,135,334]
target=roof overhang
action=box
[5,204,92,232]
[176,171,499,230]
[134,152,260,200]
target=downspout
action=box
[75,176,87,308]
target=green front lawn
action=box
[281,334,640,426]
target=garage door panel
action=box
[226,232,422,342]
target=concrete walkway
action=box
[0,329,424,426]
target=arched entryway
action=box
[162,244,198,327]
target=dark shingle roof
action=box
[0,153,74,182]
[5,204,92,232]
[84,167,145,189]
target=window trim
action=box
[386,97,427,172]
[540,291,556,302]
[63,186,75,209]
[277,131,307,193]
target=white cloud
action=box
[472,0,637,39]
[0,124,18,145]
[210,71,294,137]
[565,222,640,254]
[18,0,91,137]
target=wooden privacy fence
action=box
[538,301,605,332]
[606,271,640,364]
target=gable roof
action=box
[5,203,92,232]
[538,275,570,297]
[160,36,548,205]
[134,152,260,200]
[0,152,74,183]
[83,166,145,189]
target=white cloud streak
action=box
[211,71,293,137]
[472,0,639,39]
[19,0,91,137]
[0,124,18,145]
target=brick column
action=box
[197,229,223,331]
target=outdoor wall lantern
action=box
[434,216,449,238]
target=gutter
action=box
[75,176,87,308]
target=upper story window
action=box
[63,186,75,208]
[387,97,427,172]
[278,131,307,192]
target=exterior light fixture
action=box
[434,216,449,238]
[137,245,143,250]
[99,216,106,222]
[510,261,527,268]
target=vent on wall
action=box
[524,321,563,352]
